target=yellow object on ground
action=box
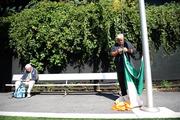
[112,99,132,111]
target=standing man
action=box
[15,64,38,98]
[111,34,136,98]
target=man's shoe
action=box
[95,86,102,92]
[96,89,102,92]
[27,94,31,98]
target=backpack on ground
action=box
[13,83,26,98]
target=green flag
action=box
[123,53,144,95]
[123,53,144,107]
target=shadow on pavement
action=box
[96,92,119,101]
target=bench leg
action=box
[64,90,67,95]
[64,80,68,95]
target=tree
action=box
[7,0,180,72]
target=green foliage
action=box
[147,2,180,53]
[6,0,180,72]
[160,80,173,88]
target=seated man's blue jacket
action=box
[21,67,38,81]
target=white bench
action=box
[6,72,119,95]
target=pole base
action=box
[140,106,160,113]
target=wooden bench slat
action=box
[6,83,119,87]
[12,72,117,81]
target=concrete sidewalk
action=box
[0,91,180,119]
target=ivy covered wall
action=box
[0,0,179,86]
[3,0,178,73]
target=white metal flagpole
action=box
[138,0,159,112]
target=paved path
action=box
[0,91,180,119]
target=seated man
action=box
[15,64,38,98]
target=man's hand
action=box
[118,48,123,54]
[123,47,128,52]
[25,79,30,82]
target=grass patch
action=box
[0,116,179,120]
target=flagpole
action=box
[138,0,159,112]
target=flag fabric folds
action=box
[112,53,144,111]
[124,53,144,96]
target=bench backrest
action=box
[12,72,117,81]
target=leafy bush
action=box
[147,2,180,53]
[7,0,180,73]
